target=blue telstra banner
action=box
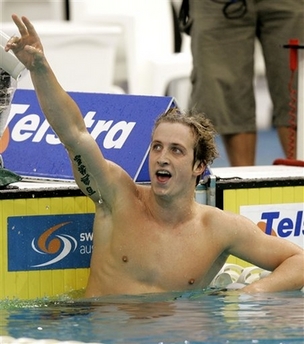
[1,90,176,181]
[8,214,95,271]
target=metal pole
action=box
[297,48,304,160]
[65,0,70,20]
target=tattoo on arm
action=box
[73,155,96,196]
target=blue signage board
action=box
[1,90,175,182]
[8,214,95,271]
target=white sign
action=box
[240,203,304,248]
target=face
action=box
[149,122,204,197]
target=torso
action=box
[85,185,229,297]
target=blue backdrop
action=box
[1,90,176,182]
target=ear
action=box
[193,160,206,177]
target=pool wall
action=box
[0,167,303,300]
[213,165,304,266]
[0,182,93,299]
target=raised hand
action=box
[5,14,45,71]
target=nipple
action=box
[122,255,128,263]
[188,278,195,285]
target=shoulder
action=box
[200,204,251,224]
[197,204,252,240]
[198,204,234,225]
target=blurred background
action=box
[0,0,284,166]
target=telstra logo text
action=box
[0,104,136,153]
[259,210,303,238]
[241,203,303,248]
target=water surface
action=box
[1,290,303,343]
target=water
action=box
[0,290,303,344]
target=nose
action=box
[157,150,169,166]
[157,159,169,167]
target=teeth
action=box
[157,170,170,176]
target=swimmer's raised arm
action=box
[5,15,132,204]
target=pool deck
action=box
[1,164,302,191]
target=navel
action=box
[122,255,128,263]
[188,278,195,285]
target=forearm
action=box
[241,255,304,293]
[30,59,86,144]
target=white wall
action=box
[0,0,65,21]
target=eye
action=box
[151,143,162,151]
[171,146,183,154]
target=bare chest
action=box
[93,213,225,292]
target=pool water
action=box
[0,289,303,344]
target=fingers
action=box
[11,14,28,37]
[11,14,38,39]
[4,35,20,52]
[21,16,39,37]
[3,14,44,71]
[4,15,28,52]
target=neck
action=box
[147,189,196,226]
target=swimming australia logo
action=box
[31,222,77,267]
[8,213,94,271]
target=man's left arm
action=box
[225,213,304,293]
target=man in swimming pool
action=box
[5,15,304,297]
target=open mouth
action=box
[156,170,172,183]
